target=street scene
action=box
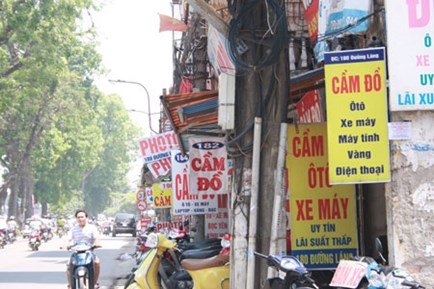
[0,0,433,289]
[0,233,135,289]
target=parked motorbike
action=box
[67,242,101,289]
[125,232,230,289]
[329,238,425,289]
[254,251,318,289]
[28,229,42,251]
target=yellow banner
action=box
[324,48,390,184]
[287,124,358,269]
[152,182,172,209]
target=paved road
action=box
[0,233,136,289]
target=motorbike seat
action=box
[181,254,229,271]
[180,246,222,261]
[178,238,221,250]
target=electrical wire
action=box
[228,0,288,72]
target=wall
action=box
[387,110,434,287]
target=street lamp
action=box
[109,79,158,134]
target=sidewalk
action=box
[109,242,136,289]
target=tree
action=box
[0,0,101,219]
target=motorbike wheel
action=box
[75,276,89,289]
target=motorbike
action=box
[0,230,6,249]
[125,232,230,289]
[254,251,318,289]
[28,229,42,251]
[7,228,17,243]
[41,227,53,242]
[57,227,64,238]
[68,242,101,289]
[329,238,425,289]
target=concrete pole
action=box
[246,117,262,288]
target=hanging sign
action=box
[386,0,434,111]
[152,182,172,209]
[324,48,390,184]
[171,149,218,215]
[188,137,227,195]
[287,123,358,269]
[138,131,179,164]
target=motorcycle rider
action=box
[63,209,101,289]
[0,216,7,242]
[7,216,18,239]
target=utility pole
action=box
[229,1,289,288]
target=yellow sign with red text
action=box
[287,123,357,269]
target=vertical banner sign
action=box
[386,0,434,111]
[171,149,218,215]
[324,48,390,184]
[152,182,172,209]
[189,137,227,195]
[301,0,320,46]
[287,124,358,269]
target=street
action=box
[0,234,136,289]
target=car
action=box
[112,213,136,237]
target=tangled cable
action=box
[228,0,288,72]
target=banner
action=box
[386,0,434,111]
[147,157,171,179]
[205,194,229,238]
[188,137,227,195]
[138,131,179,164]
[159,14,188,32]
[296,89,324,123]
[171,150,218,215]
[324,48,390,184]
[207,25,236,75]
[302,0,320,45]
[322,0,372,36]
[287,123,358,269]
[152,182,172,209]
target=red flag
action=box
[159,14,188,32]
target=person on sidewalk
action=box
[63,209,101,289]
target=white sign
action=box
[188,137,227,195]
[329,260,367,288]
[136,189,146,201]
[171,149,218,215]
[138,131,179,164]
[322,0,372,35]
[386,0,434,111]
[205,194,229,238]
[147,157,172,179]
[388,122,412,140]
[136,200,147,212]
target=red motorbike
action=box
[28,229,42,251]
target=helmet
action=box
[9,216,15,220]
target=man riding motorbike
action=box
[63,209,101,289]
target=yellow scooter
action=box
[126,233,230,289]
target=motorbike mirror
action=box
[375,237,387,264]
[375,238,383,254]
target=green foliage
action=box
[103,191,138,216]
[0,0,142,219]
